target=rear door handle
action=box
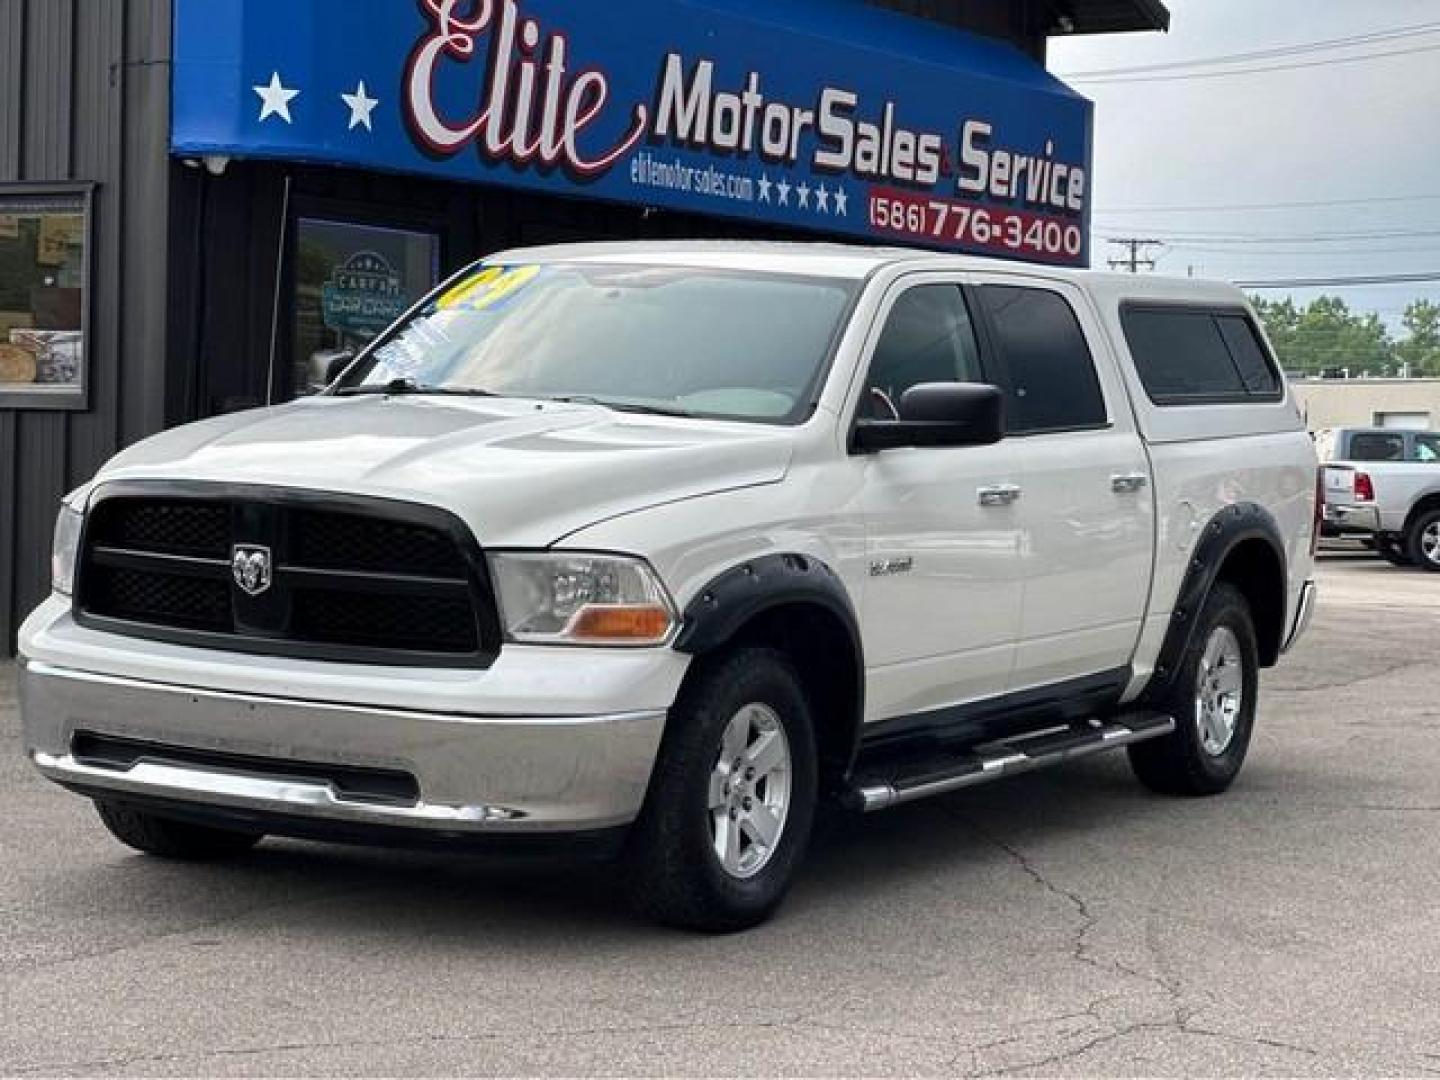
[1111,473,1149,494]
[978,484,1022,507]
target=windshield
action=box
[338,263,858,423]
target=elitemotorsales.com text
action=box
[651,55,1087,214]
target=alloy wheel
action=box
[1422,522,1440,566]
[708,703,792,879]
[1195,625,1245,756]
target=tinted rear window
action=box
[1122,307,1282,405]
[1348,433,1406,461]
[1217,315,1280,395]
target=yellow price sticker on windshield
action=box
[437,265,541,312]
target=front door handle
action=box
[978,484,1022,507]
[1111,473,1149,494]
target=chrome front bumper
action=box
[19,659,667,835]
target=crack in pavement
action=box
[7,881,375,975]
[1269,657,1431,695]
[973,823,1175,1001]
[983,1017,1179,1077]
[9,1016,810,1076]
[960,823,1341,1076]
[978,1012,1331,1076]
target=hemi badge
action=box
[869,556,914,578]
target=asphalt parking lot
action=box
[3,553,1439,1077]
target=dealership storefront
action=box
[0,0,1167,650]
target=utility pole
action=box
[1106,238,1162,273]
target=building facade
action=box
[0,0,1168,651]
[1292,378,1440,433]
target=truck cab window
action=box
[1349,433,1405,461]
[863,285,982,419]
[978,285,1107,433]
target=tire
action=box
[1406,509,1440,573]
[624,647,818,932]
[95,800,264,860]
[1376,537,1413,567]
[1130,582,1259,796]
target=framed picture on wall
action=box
[0,183,93,411]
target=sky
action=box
[1048,0,1440,336]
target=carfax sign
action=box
[320,252,408,336]
[172,0,1094,265]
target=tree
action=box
[1396,300,1440,377]
[1250,296,1300,370]
[1250,294,1394,377]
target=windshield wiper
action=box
[336,378,501,398]
[546,395,695,418]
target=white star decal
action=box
[797,182,812,209]
[341,80,379,132]
[833,187,849,217]
[776,178,792,206]
[815,184,831,214]
[757,174,772,204]
[254,72,299,124]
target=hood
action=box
[97,396,797,546]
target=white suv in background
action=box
[20,242,1318,930]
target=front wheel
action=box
[1130,582,1259,796]
[1406,510,1440,572]
[624,647,817,932]
[95,800,264,860]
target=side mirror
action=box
[309,349,355,392]
[853,382,1005,452]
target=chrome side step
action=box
[850,712,1175,813]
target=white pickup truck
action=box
[1318,427,1440,570]
[20,243,1319,930]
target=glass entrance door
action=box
[291,218,440,397]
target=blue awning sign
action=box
[173,0,1094,265]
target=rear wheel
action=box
[1406,510,1440,573]
[1375,537,1412,567]
[95,800,264,860]
[624,647,817,932]
[1130,582,1259,796]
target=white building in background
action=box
[1292,379,1440,432]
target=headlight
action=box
[51,501,84,597]
[490,552,677,646]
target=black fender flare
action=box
[673,553,866,774]
[1143,501,1287,704]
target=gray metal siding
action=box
[0,0,173,652]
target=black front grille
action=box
[292,588,479,653]
[76,488,499,666]
[88,565,232,632]
[292,510,467,577]
[96,500,230,557]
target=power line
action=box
[1237,272,1440,289]
[1164,244,1440,258]
[1094,192,1440,215]
[1100,228,1440,245]
[1060,20,1440,78]
[1070,41,1440,84]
